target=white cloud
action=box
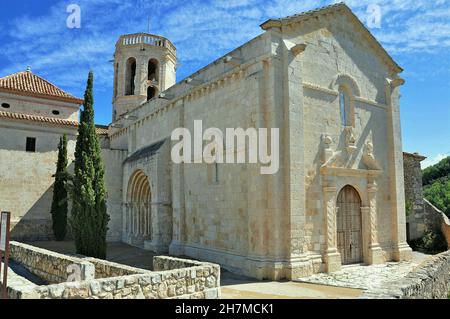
[0,0,449,107]
[422,153,450,169]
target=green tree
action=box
[70,71,109,258]
[424,178,450,218]
[50,134,68,241]
[422,155,450,219]
[422,156,450,186]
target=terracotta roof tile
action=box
[0,70,84,104]
[95,125,109,135]
[0,110,78,127]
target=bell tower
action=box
[112,33,177,121]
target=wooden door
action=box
[336,185,363,264]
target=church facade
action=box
[0,3,412,280]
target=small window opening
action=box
[52,110,60,115]
[147,87,156,101]
[1,103,10,109]
[26,137,36,152]
[339,88,350,126]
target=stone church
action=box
[0,3,412,280]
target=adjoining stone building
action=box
[1,3,414,280]
[0,69,126,241]
[403,152,450,246]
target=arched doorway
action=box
[336,185,363,264]
[126,170,151,243]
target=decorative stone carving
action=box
[305,167,316,190]
[362,141,381,170]
[321,135,344,168]
[323,183,341,273]
[365,179,384,264]
[344,126,356,154]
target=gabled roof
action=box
[260,2,402,73]
[0,70,84,104]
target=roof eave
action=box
[260,19,282,30]
[0,88,84,106]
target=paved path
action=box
[220,271,362,299]
[295,252,432,294]
[1,259,46,296]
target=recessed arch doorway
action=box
[336,185,363,265]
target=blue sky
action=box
[0,0,449,167]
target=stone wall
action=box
[0,137,126,242]
[0,92,80,122]
[362,250,450,299]
[424,200,450,249]
[0,127,77,241]
[10,241,95,284]
[403,152,427,240]
[8,242,220,299]
[83,257,146,279]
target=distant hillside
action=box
[422,156,450,218]
[423,156,450,186]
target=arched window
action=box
[148,59,159,82]
[125,57,136,96]
[147,86,157,101]
[339,86,352,127]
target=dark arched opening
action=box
[125,57,136,96]
[148,59,159,82]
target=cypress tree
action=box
[71,71,109,258]
[50,134,68,241]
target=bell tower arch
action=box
[112,33,177,121]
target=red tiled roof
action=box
[0,70,83,104]
[95,125,109,135]
[0,110,109,136]
[0,110,78,127]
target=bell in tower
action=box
[112,33,177,121]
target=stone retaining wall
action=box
[424,200,450,249]
[10,241,95,284]
[8,242,220,299]
[362,250,450,299]
[83,257,148,279]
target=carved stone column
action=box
[323,179,341,272]
[144,203,150,237]
[365,179,384,264]
[133,203,138,236]
[125,203,130,235]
